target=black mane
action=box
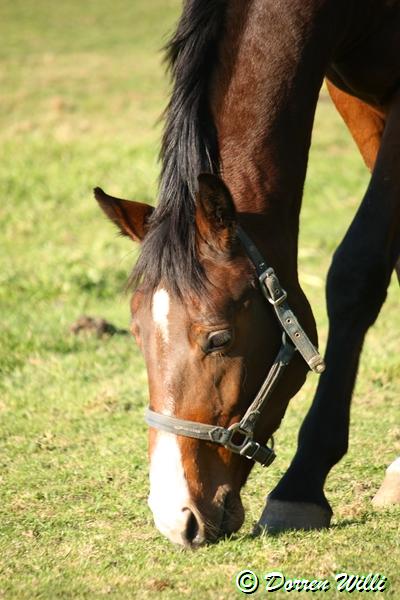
[130,0,226,296]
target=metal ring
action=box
[226,422,253,452]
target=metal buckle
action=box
[224,423,276,466]
[225,422,252,453]
[240,439,261,460]
[259,269,287,306]
[267,289,287,306]
[240,439,276,466]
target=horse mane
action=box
[130,0,226,297]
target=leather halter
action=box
[145,225,325,467]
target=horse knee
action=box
[326,247,389,328]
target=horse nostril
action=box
[182,508,200,546]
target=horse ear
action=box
[94,187,154,242]
[195,173,237,253]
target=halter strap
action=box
[144,224,325,467]
[236,226,325,373]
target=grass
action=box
[1,1,399,598]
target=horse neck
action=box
[211,0,348,282]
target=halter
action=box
[145,225,325,467]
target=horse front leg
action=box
[257,94,400,532]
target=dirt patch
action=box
[69,315,128,338]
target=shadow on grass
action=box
[233,512,375,541]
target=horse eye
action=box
[206,329,232,353]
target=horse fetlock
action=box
[254,497,332,534]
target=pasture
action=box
[1,0,399,597]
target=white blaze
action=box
[152,288,170,344]
[148,432,191,545]
[149,287,192,544]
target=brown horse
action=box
[95,0,400,547]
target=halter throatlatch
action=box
[145,225,325,467]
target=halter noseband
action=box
[145,225,325,467]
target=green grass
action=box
[1,1,399,598]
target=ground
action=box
[1,1,399,598]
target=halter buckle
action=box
[225,422,253,453]
[266,289,287,306]
[259,269,288,306]
[224,423,276,466]
[240,440,276,467]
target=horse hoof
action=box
[372,471,400,508]
[254,497,332,534]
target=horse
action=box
[94,0,400,547]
